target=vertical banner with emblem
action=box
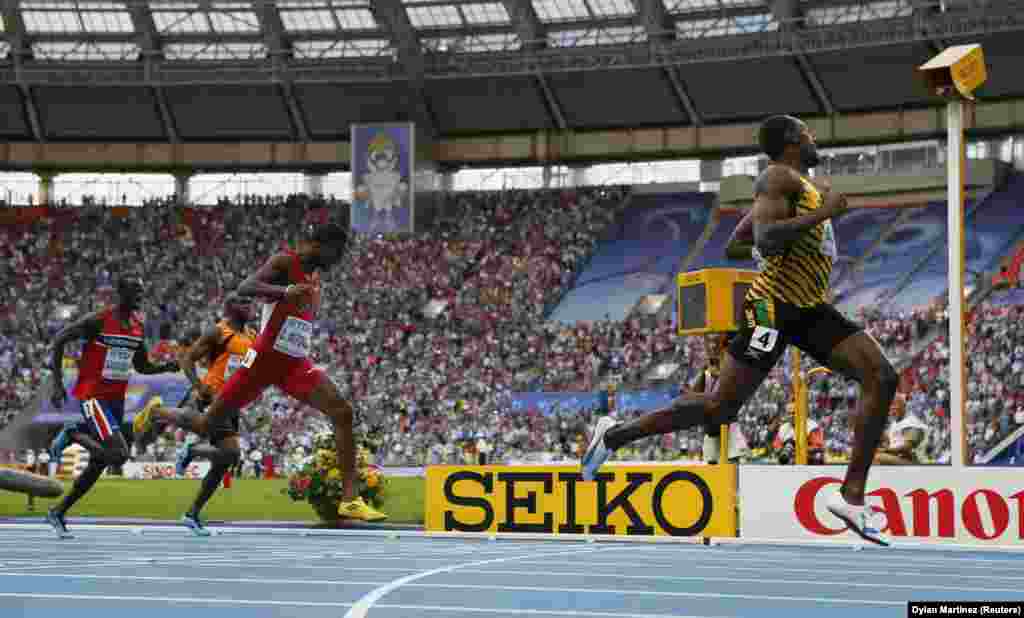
[351,123,414,235]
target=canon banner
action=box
[426,464,737,537]
[740,465,1024,546]
[351,123,414,235]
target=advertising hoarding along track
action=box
[426,465,737,538]
[740,465,1024,547]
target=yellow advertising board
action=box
[425,464,737,538]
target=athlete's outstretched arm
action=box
[49,312,105,406]
[180,325,222,400]
[236,254,305,302]
[753,167,843,254]
[725,210,755,260]
[133,342,179,375]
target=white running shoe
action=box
[826,489,889,547]
[581,416,618,481]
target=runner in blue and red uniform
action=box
[46,276,179,538]
[136,223,386,522]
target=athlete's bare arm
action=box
[133,342,179,375]
[725,210,755,260]
[236,254,312,304]
[181,325,223,399]
[752,166,847,254]
[49,312,105,407]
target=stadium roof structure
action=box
[0,0,1021,144]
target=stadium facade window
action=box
[323,172,353,200]
[151,1,260,34]
[532,0,590,22]
[676,13,776,37]
[587,160,699,185]
[53,173,175,207]
[334,8,376,29]
[805,0,913,26]
[280,9,336,31]
[279,1,381,32]
[459,2,510,25]
[586,0,635,18]
[663,0,719,13]
[422,33,520,52]
[548,25,646,46]
[189,173,306,205]
[0,172,40,206]
[164,41,267,60]
[21,1,135,34]
[293,38,392,58]
[33,41,140,61]
[453,167,546,191]
[406,5,463,28]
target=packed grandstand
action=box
[3,178,1023,473]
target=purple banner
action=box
[351,123,414,235]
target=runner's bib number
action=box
[225,355,243,380]
[226,349,257,379]
[273,316,313,358]
[102,347,134,381]
[749,326,779,353]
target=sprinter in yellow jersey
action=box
[581,115,898,546]
[137,294,256,536]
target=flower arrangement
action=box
[283,431,388,523]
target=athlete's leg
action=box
[824,332,899,505]
[302,378,358,501]
[188,436,241,516]
[53,431,129,517]
[296,370,386,521]
[603,352,770,451]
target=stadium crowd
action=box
[2,187,1022,471]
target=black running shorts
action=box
[727,296,862,373]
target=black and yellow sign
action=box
[426,465,737,537]
[677,268,758,336]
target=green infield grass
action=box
[0,476,425,525]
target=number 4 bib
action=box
[748,326,780,353]
[274,316,313,359]
[102,347,134,381]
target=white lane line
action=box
[0,569,1017,595]
[343,546,620,618]
[500,555,1024,574]
[617,545,1024,566]
[0,593,726,617]
[94,560,1024,584]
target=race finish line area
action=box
[1,524,1023,618]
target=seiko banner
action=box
[426,465,737,537]
[740,466,1024,546]
[122,461,211,480]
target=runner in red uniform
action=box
[136,223,386,521]
[45,276,179,538]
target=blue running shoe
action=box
[175,442,194,476]
[46,509,74,540]
[182,513,211,537]
[49,427,71,462]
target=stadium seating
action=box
[2,184,1023,470]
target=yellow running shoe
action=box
[132,396,164,441]
[338,497,388,522]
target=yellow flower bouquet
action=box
[284,432,389,523]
